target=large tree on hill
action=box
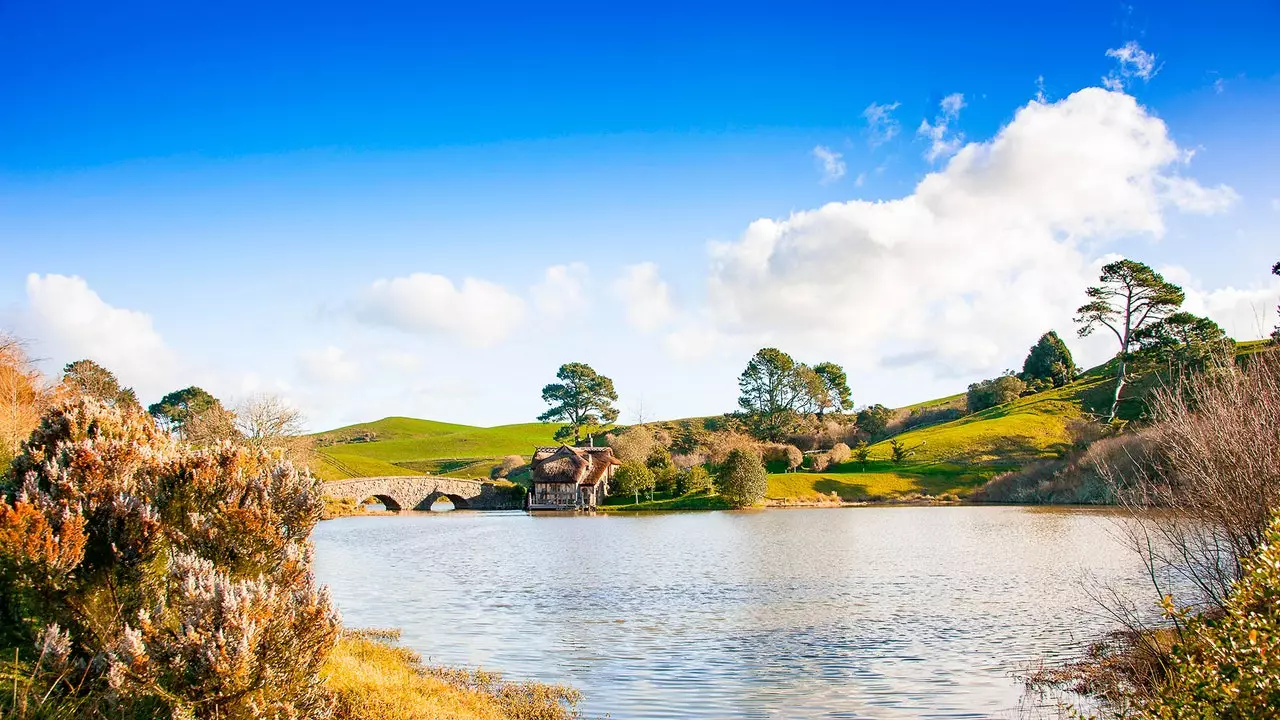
[61,359,140,410]
[808,362,853,418]
[1075,259,1185,422]
[1020,331,1076,389]
[148,386,221,436]
[537,362,619,445]
[737,348,806,441]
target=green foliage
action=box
[810,362,853,417]
[737,348,805,440]
[1132,311,1235,375]
[716,448,768,508]
[856,404,892,437]
[0,397,337,718]
[670,420,707,455]
[888,438,915,464]
[851,441,871,466]
[682,465,713,494]
[967,372,1027,413]
[60,359,140,410]
[147,385,220,435]
[1020,331,1076,388]
[537,363,619,445]
[1076,258,1186,421]
[1138,514,1280,719]
[613,462,655,504]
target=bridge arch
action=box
[324,475,521,512]
[360,494,402,511]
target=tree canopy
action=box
[147,386,221,435]
[967,373,1027,413]
[809,362,853,417]
[61,359,140,410]
[1076,259,1185,421]
[1019,331,1076,389]
[1133,312,1234,375]
[716,448,768,508]
[855,404,893,437]
[537,363,619,445]
[737,350,850,440]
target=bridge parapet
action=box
[324,475,523,511]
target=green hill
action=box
[311,417,562,481]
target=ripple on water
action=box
[313,506,1160,720]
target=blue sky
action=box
[2,0,1278,430]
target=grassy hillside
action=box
[764,371,1115,502]
[311,417,562,481]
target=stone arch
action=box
[360,494,402,511]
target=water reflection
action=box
[312,506,1156,719]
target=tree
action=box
[737,348,806,440]
[851,441,871,468]
[682,465,713,494]
[0,335,56,470]
[829,442,852,465]
[1133,312,1234,375]
[614,462,654,505]
[967,373,1027,413]
[233,393,314,466]
[61,359,139,409]
[1076,259,1185,421]
[889,438,922,464]
[855,404,892,437]
[1272,261,1279,343]
[148,386,221,435]
[782,444,803,472]
[1019,332,1076,389]
[670,420,706,455]
[808,362,853,418]
[537,363,619,445]
[716,448,768,508]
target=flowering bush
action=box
[0,397,338,719]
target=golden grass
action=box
[325,631,581,720]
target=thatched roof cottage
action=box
[528,445,620,510]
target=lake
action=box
[312,506,1157,719]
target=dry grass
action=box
[325,631,580,720]
[0,335,58,470]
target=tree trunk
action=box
[1109,354,1127,422]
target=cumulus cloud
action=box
[918,93,966,162]
[297,346,359,385]
[863,101,901,147]
[1103,41,1160,91]
[531,262,589,318]
[692,88,1239,376]
[23,274,179,397]
[354,273,526,348]
[812,145,846,183]
[1161,266,1280,341]
[613,262,676,333]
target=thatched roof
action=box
[531,445,619,486]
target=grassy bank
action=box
[325,630,580,720]
[599,490,732,512]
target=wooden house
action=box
[528,444,620,510]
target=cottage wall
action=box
[533,481,578,508]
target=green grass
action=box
[313,418,565,480]
[599,491,732,512]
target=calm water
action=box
[313,506,1157,720]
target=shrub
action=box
[0,336,57,471]
[0,397,338,718]
[889,438,916,464]
[716,449,768,508]
[704,430,761,466]
[1136,513,1280,719]
[810,453,830,472]
[852,441,871,466]
[783,444,803,472]
[828,442,851,465]
[496,454,525,478]
[682,466,713,494]
[966,372,1027,413]
[855,404,892,437]
[1020,330,1076,388]
[670,452,707,470]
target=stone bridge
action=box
[324,476,523,511]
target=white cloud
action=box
[812,145,846,183]
[863,101,901,147]
[1103,41,1160,92]
[1156,175,1239,214]
[1160,265,1280,341]
[297,346,359,385]
[691,88,1239,377]
[531,262,589,318]
[23,274,179,398]
[353,272,526,348]
[917,93,966,162]
[1035,75,1048,103]
[613,262,676,333]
